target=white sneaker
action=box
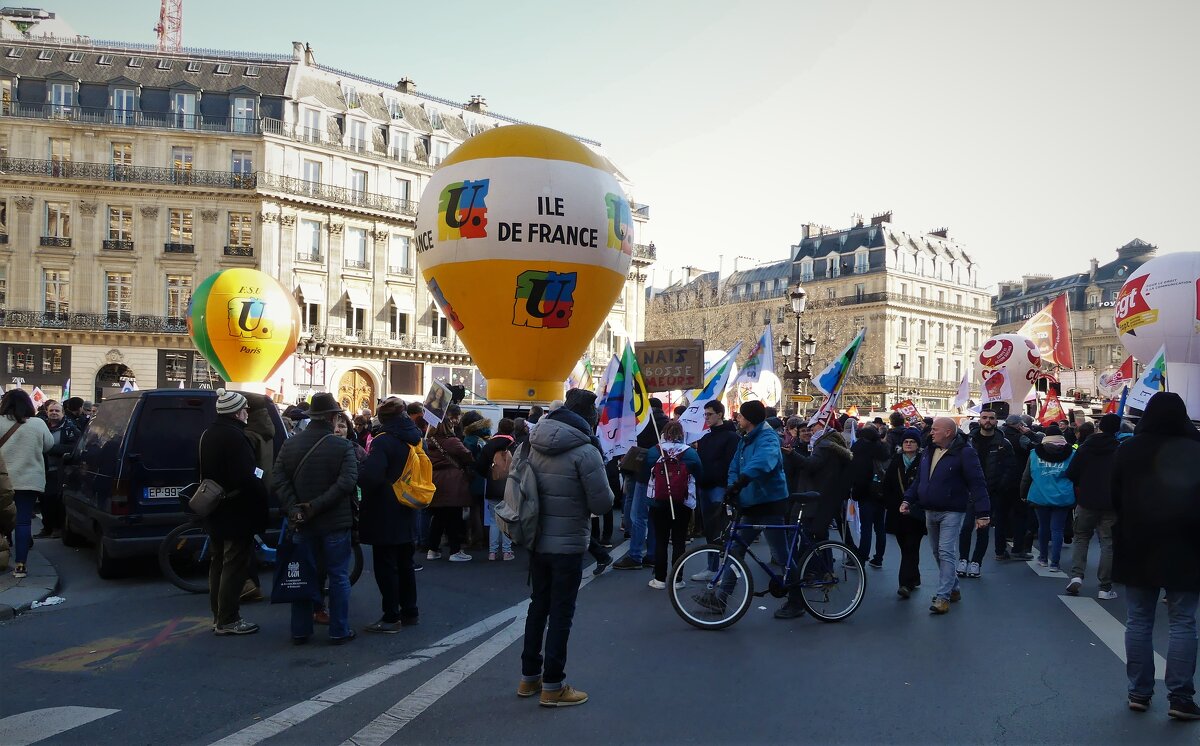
[1066,577,1082,595]
[956,559,968,577]
[449,551,472,562]
[674,581,686,590]
[966,561,981,578]
[690,569,716,582]
[648,578,666,589]
[1098,587,1118,600]
[426,550,442,560]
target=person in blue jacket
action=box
[1019,423,1075,573]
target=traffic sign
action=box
[787,394,814,403]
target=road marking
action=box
[0,706,119,745]
[342,544,627,744]
[341,619,526,746]
[1059,595,1166,680]
[20,617,211,673]
[1025,559,1069,578]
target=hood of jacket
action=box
[1076,430,1119,458]
[379,414,422,445]
[1034,439,1073,463]
[816,430,853,462]
[531,409,593,456]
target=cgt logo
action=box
[1115,275,1157,336]
[227,298,272,339]
[438,179,489,241]
[605,193,633,255]
[513,270,577,329]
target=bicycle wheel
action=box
[349,543,364,586]
[795,540,866,622]
[668,543,753,630]
[159,522,212,594]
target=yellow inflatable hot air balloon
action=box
[187,268,300,383]
[415,124,634,401]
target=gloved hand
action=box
[725,477,750,502]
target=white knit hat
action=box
[215,388,247,415]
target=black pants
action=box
[989,492,1009,557]
[896,532,923,589]
[208,537,252,626]
[521,552,583,685]
[372,542,419,623]
[38,484,64,533]
[959,505,989,564]
[590,510,613,545]
[651,502,692,582]
[1011,500,1032,553]
[426,507,464,554]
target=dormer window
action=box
[6,49,22,59]
[98,54,113,65]
[67,52,82,63]
[37,49,52,60]
[215,63,231,75]
[156,59,171,70]
[186,60,201,72]
[244,65,258,77]
[427,107,442,129]
[342,83,359,108]
[128,57,143,68]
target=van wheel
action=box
[61,514,88,548]
[95,531,120,579]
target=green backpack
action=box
[495,442,539,550]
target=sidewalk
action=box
[0,546,59,619]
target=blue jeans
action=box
[488,501,512,553]
[13,490,38,565]
[290,530,352,639]
[1035,506,1071,567]
[627,482,656,562]
[926,510,966,601]
[855,500,886,564]
[722,503,790,594]
[414,508,432,548]
[1126,586,1199,702]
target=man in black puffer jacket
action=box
[1063,413,1122,597]
[358,398,423,633]
[850,425,891,568]
[200,389,269,636]
[695,400,739,548]
[273,392,358,645]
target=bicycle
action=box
[668,493,866,630]
[159,487,364,594]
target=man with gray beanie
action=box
[1064,413,1123,599]
[200,389,269,636]
[518,387,613,707]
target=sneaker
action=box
[330,629,357,646]
[1011,551,1034,560]
[693,591,727,614]
[774,600,806,619]
[426,550,441,560]
[517,677,542,698]
[956,559,968,577]
[930,598,950,614]
[612,556,642,570]
[994,552,1012,562]
[1168,699,1200,720]
[1098,585,1118,601]
[867,558,883,569]
[449,551,472,562]
[1128,694,1150,712]
[674,580,686,590]
[1037,557,1049,568]
[241,580,264,603]
[214,619,260,636]
[313,609,330,625]
[1048,565,1063,574]
[691,569,716,582]
[648,578,666,590]
[540,684,588,708]
[949,589,962,603]
[1066,577,1083,596]
[503,552,515,561]
[488,552,496,561]
[592,556,611,576]
[12,563,26,579]
[966,562,981,578]
[897,586,911,599]
[641,556,654,569]
[412,562,424,572]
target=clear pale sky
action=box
[46,0,1198,289]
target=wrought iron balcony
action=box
[1,102,261,135]
[260,117,434,174]
[630,202,651,220]
[0,310,189,334]
[296,251,324,264]
[344,259,370,269]
[40,236,71,248]
[224,245,254,257]
[103,239,135,251]
[164,242,195,254]
[0,156,258,190]
[387,265,415,277]
[632,242,656,262]
[303,326,467,354]
[257,171,417,215]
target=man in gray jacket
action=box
[273,393,358,645]
[518,389,613,708]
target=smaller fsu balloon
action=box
[977,333,1041,406]
[187,268,300,383]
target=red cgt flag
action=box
[1038,391,1067,427]
[1020,293,1074,369]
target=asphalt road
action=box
[2,529,1196,745]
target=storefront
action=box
[156,349,225,390]
[0,343,72,400]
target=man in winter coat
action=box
[358,398,422,633]
[518,388,613,708]
[961,407,1014,577]
[885,411,908,452]
[1001,415,1034,559]
[1111,392,1200,719]
[788,425,854,544]
[273,392,359,645]
[694,400,739,552]
[900,417,990,615]
[849,425,891,568]
[613,397,668,570]
[1064,412,1121,599]
[200,389,269,636]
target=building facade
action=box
[991,238,1156,398]
[0,25,653,407]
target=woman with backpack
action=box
[477,418,516,561]
[461,412,491,550]
[425,421,476,562]
[643,420,703,590]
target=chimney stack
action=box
[465,95,488,113]
[396,77,417,95]
[291,41,304,62]
[930,227,949,238]
[303,44,316,66]
[870,211,893,226]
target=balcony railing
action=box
[632,242,656,262]
[0,156,258,190]
[303,327,468,354]
[630,202,651,219]
[103,239,134,251]
[260,117,434,173]
[343,259,370,269]
[257,171,418,215]
[224,245,254,257]
[0,310,188,334]
[40,236,71,248]
[387,265,415,277]
[164,242,195,254]
[1,102,261,135]
[297,251,324,264]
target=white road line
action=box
[342,618,526,746]
[1059,595,1166,680]
[341,544,629,744]
[1025,559,1068,578]
[0,706,119,746]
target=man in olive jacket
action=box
[518,389,613,708]
[273,392,358,645]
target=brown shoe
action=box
[517,677,542,698]
[949,589,961,602]
[930,598,950,614]
[540,684,589,707]
[241,580,264,603]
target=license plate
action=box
[146,486,185,499]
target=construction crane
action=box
[154,0,182,52]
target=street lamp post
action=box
[779,284,818,415]
[297,335,329,402]
[893,362,902,406]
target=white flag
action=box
[952,364,972,409]
[735,327,774,385]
